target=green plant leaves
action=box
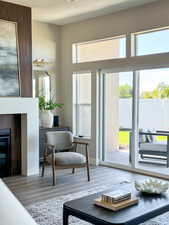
[39,96,63,111]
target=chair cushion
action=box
[47,152,86,166]
[139,142,167,152]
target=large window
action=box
[134,27,169,56]
[72,25,169,177]
[72,36,126,63]
[73,73,91,137]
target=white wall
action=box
[60,0,169,128]
[31,0,169,164]
[59,0,169,163]
[32,21,63,119]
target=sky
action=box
[119,28,169,94]
[119,68,169,94]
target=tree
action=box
[141,82,169,99]
[119,84,132,98]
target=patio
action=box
[104,130,169,176]
[106,149,169,176]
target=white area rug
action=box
[27,182,169,225]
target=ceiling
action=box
[4,0,160,25]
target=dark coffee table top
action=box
[64,183,169,225]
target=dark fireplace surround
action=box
[0,114,21,178]
[0,129,11,177]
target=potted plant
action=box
[39,96,63,128]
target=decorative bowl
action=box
[135,179,169,194]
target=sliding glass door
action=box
[100,70,133,167]
[100,68,169,175]
[136,68,169,175]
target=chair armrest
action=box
[139,132,169,137]
[72,141,89,156]
[73,141,89,146]
[44,143,55,157]
[46,144,55,149]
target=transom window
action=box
[133,27,169,56]
[72,35,126,63]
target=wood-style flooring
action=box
[3,166,150,206]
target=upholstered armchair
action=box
[41,131,90,185]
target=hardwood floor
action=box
[3,166,150,206]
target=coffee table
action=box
[63,183,169,225]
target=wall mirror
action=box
[33,70,51,101]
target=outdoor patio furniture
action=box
[139,131,169,167]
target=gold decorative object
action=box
[33,59,51,67]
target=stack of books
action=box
[94,189,138,211]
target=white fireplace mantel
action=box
[0,98,39,176]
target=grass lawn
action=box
[119,131,130,145]
[119,131,167,146]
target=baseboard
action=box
[90,157,99,166]
[100,161,169,180]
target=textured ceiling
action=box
[4,0,160,25]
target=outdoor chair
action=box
[139,130,169,167]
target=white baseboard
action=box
[90,157,99,166]
[100,161,169,180]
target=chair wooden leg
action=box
[42,144,47,177]
[72,168,75,174]
[86,162,90,182]
[85,144,90,182]
[51,147,56,186]
[52,165,56,186]
[41,162,45,177]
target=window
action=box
[72,36,126,63]
[134,27,169,56]
[73,73,91,137]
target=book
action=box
[94,197,139,212]
[102,190,131,203]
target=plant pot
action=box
[40,111,54,128]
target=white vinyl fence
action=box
[119,99,169,130]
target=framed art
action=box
[0,19,20,96]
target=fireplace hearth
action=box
[0,129,11,178]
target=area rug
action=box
[27,182,169,225]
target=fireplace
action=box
[0,129,11,178]
[0,98,39,176]
[0,97,39,176]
